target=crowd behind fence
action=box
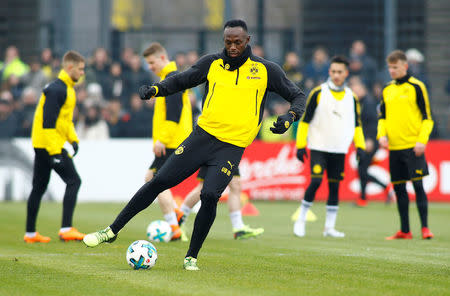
[0,41,445,141]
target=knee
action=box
[151,173,170,188]
[309,178,322,189]
[200,191,220,207]
[412,180,425,192]
[31,184,47,196]
[68,175,82,188]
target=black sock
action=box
[327,181,340,206]
[186,193,218,258]
[61,176,81,227]
[394,183,410,233]
[26,187,45,232]
[413,180,428,228]
[367,174,387,188]
[110,179,164,234]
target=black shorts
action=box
[389,148,429,183]
[197,165,240,180]
[149,126,244,200]
[309,150,346,181]
[149,148,176,172]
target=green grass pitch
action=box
[1,201,449,296]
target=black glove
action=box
[72,142,79,157]
[139,85,156,100]
[296,148,308,163]
[356,148,365,162]
[50,154,64,170]
[270,111,296,134]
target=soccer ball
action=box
[126,240,157,270]
[146,220,172,243]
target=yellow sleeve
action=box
[417,119,434,144]
[353,126,366,150]
[296,121,309,149]
[415,82,433,144]
[67,122,79,144]
[377,119,386,139]
[155,121,177,146]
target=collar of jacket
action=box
[58,69,75,87]
[326,77,346,92]
[220,45,252,71]
[395,74,410,84]
[158,61,177,79]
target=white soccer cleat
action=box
[323,228,345,238]
[293,220,306,237]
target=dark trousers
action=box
[26,148,81,232]
[110,126,244,258]
[358,144,387,200]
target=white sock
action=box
[230,210,245,230]
[164,212,178,226]
[180,204,192,217]
[325,205,339,230]
[298,200,313,222]
[59,227,72,233]
[25,232,36,237]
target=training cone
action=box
[291,208,317,222]
[241,202,260,216]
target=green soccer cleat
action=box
[83,226,117,247]
[183,256,199,271]
[233,225,264,240]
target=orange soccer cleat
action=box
[175,208,186,226]
[421,227,434,240]
[59,227,85,242]
[170,224,182,241]
[355,198,368,207]
[24,232,51,244]
[385,230,412,240]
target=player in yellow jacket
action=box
[84,19,306,271]
[25,51,86,243]
[142,42,192,241]
[378,50,434,240]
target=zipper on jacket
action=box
[255,90,258,116]
[235,68,239,85]
[206,82,216,108]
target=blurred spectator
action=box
[186,50,199,67]
[283,51,303,87]
[175,51,188,72]
[4,74,23,100]
[15,87,39,137]
[85,82,105,107]
[121,93,152,138]
[123,54,153,109]
[104,62,125,102]
[85,47,111,96]
[252,44,265,58]
[184,50,204,110]
[76,101,109,140]
[21,57,49,92]
[303,46,329,91]
[348,40,377,88]
[40,48,55,79]
[1,46,29,81]
[120,47,135,74]
[405,48,430,89]
[0,95,18,138]
[104,98,128,137]
[259,101,294,142]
